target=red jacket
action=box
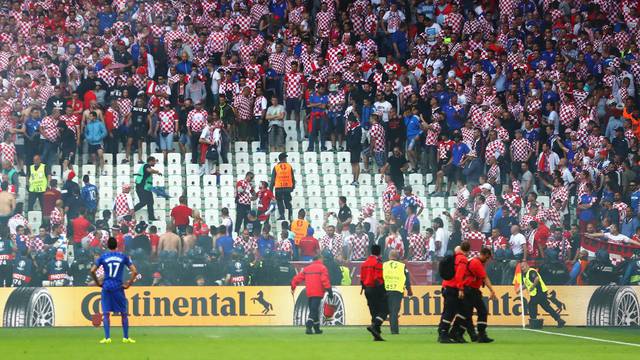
[360,255,384,288]
[442,252,468,289]
[464,257,486,289]
[291,260,331,297]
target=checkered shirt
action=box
[158,110,178,133]
[465,230,486,254]
[187,109,208,132]
[233,94,254,121]
[425,122,441,146]
[319,234,343,259]
[0,142,16,165]
[487,164,500,183]
[284,72,305,99]
[348,233,370,260]
[485,140,505,161]
[408,233,428,261]
[269,52,287,75]
[510,138,531,162]
[502,192,521,217]
[485,235,508,252]
[438,140,454,161]
[114,193,133,218]
[235,179,255,206]
[613,201,630,221]
[276,238,293,254]
[40,116,60,142]
[385,234,405,259]
[289,5,305,24]
[382,183,398,214]
[238,43,254,65]
[546,235,571,260]
[27,235,46,253]
[234,236,257,253]
[206,31,227,55]
[444,12,464,34]
[328,92,345,113]
[469,105,484,129]
[559,103,577,127]
[326,45,346,65]
[495,127,509,142]
[356,39,378,59]
[544,207,563,228]
[97,68,116,87]
[106,108,120,129]
[551,185,569,206]
[253,95,267,117]
[485,194,497,214]
[50,207,65,234]
[250,4,270,25]
[234,15,252,32]
[316,10,333,35]
[370,123,386,152]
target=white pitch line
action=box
[525,328,640,348]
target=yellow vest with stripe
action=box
[383,260,406,292]
[340,266,351,286]
[523,268,547,296]
[28,164,47,193]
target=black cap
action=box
[278,152,288,161]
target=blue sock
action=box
[122,314,129,339]
[103,313,110,339]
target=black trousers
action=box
[133,184,155,219]
[0,264,12,287]
[307,296,322,329]
[386,291,403,334]
[529,292,562,322]
[275,188,292,219]
[438,286,463,335]
[235,203,251,233]
[364,285,388,328]
[190,131,202,163]
[28,191,44,212]
[461,287,488,333]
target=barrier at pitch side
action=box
[0,286,638,327]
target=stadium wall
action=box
[0,286,638,327]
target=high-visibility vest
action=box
[383,260,406,292]
[273,162,293,189]
[134,164,153,191]
[28,164,47,193]
[290,219,309,245]
[340,266,351,285]
[523,268,547,297]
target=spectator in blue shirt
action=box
[81,175,98,221]
[215,225,234,260]
[442,96,465,130]
[97,5,117,35]
[435,133,469,196]
[404,107,422,172]
[257,225,275,258]
[307,84,329,152]
[630,182,640,215]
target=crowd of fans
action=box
[0,0,640,287]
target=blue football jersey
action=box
[96,252,132,290]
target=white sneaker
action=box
[351,181,359,187]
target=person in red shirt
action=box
[438,242,469,343]
[170,196,193,235]
[71,209,91,244]
[256,181,275,222]
[291,255,332,335]
[42,179,61,221]
[457,247,498,343]
[298,227,319,261]
[360,245,387,341]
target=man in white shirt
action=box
[373,92,393,123]
[585,224,640,246]
[509,225,527,260]
[432,217,450,258]
[382,4,406,34]
[476,195,491,235]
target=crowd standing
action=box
[0,0,640,287]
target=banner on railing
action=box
[0,285,638,327]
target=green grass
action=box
[1,327,638,359]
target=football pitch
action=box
[1,327,638,359]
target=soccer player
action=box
[90,237,138,344]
